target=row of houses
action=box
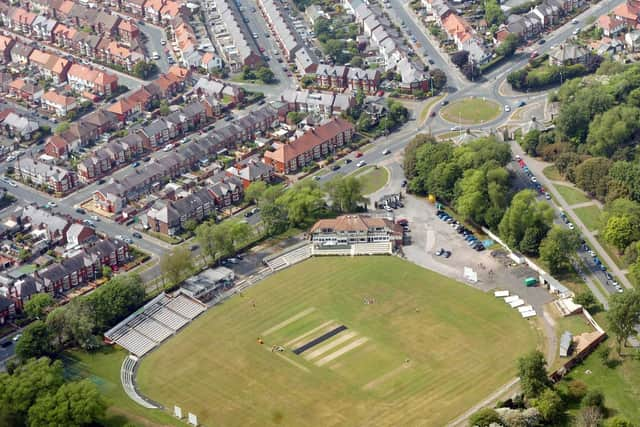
[424,0,490,64]
[279,89,354,117]
[0,109,40,141]
[498,0,583,42]
[93,103,284,213]
[0,2,146,72]
[257,0,317,73]
[263,117,355,174]
[313,64,381,94]
[171,18,222,72]
[15,157,79,194]
[206,0,263,72]
[344,0,431,92]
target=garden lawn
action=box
[440,98,500,124]
[555,184,590,205]
[137,257,538,427]
[574,205,602,232]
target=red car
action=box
[259,46,265,53]
[355,151,363,158]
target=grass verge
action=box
[574,205,602,232]
[555,184,590,206]
[542,165,563,181]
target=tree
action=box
[520,129,540,156]
[101,265,112,279]
[18,248,31,262]
[326,176,367,213]
[54,121,70,135]
[484,0,505,26]
[517,350,549,398]
[245,181,268,204]
[276,181,326,227]
[158,100,170,116]
[451,50,469,68]
[586,106,640,157]
[27,379,106,427]
[46,307,68,351]
[532,388,564,423]
[607,289,640,353]
[499,190,554,255]
[24,293,54,320]
[132,60,157,79]
[574,158,612,200]
[576,406,603,427]
[351,55,363,68]
[287,111,306,124]
[603,216,640,252]
[160,246,194,286]
[430,68,447,91]
[581,389,605,410]
[61,298,95,350]
[539,226,581,274]
[183,219,198,233]
[256,67,275,84]
[16,321,53,360]
[300,75,315,88]
[0,358,64,425]
[88,274,145,332]
[496,33,520,58]
[574,291,603,314]
[461,62,481,81]
[468,408,501,427]
[259,202,289,236]
[403,134,437,180]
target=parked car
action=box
[382,149,391,155]
[132,232,143,239]
[355,151,363,158]
[75,208,86,214]
[357,160,366,167]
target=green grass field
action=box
[137,257,538,427]
[574,205,602,232]
[440,98,500,124]
[561,343,640,421]
[351,165,389,195]
[555,184,590,205]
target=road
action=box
[137,22,171,74]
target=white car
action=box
[531,176,537,183]
[161,39,166,45]
[90,215,100,221]
[568,223,575,230]
[504,105,511,112]
[48,201,57,207]
[163,143,174,152]
[572,28,580,35]
[115,235,123,240]
[382,149,391,155]
[7,180,16,188]
[6,155,15,162]
[12,334,21,342]
[357,160,366,167]
[152,51,160,59]
[572,18,579,24]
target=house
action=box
[309,214,403,248]
[11,8,37,36]
[396,58,430,93]
[34,238,130,294]
[549,41,591,66]
[31,15,58,41]
[315,64,349,90]
[15,157,78,194]
[625,30,640,51]
[77,150,113,182]
[614,0,640,27]
[123,0,147,16]
[597,14,626,37]
[2,112,40,140]
[146,188,216,235]
[264,117,355,174]
[225,155,274,188]
[67,64,119,96]
[208,175,244,207]
[346,67,380,94]
[0,296,15,325]
[59,121,99,149]
[44,135,70,159]
[118,19,140,44]
[9,42,34,65]
[15,204,71,245]
[42,90,77,117]
[1,276,39,311]
[8,78,43,102]
[0,35,15,64]
[295,47,317,74]
[66,223,96,247]
[28,50,71,84]
[82,109,118,134]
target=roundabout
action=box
[440,97,502,125]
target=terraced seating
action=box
[135,318,174,343]
[165,295,206,319]
[117,329,157,356]
[151,307,189,331]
